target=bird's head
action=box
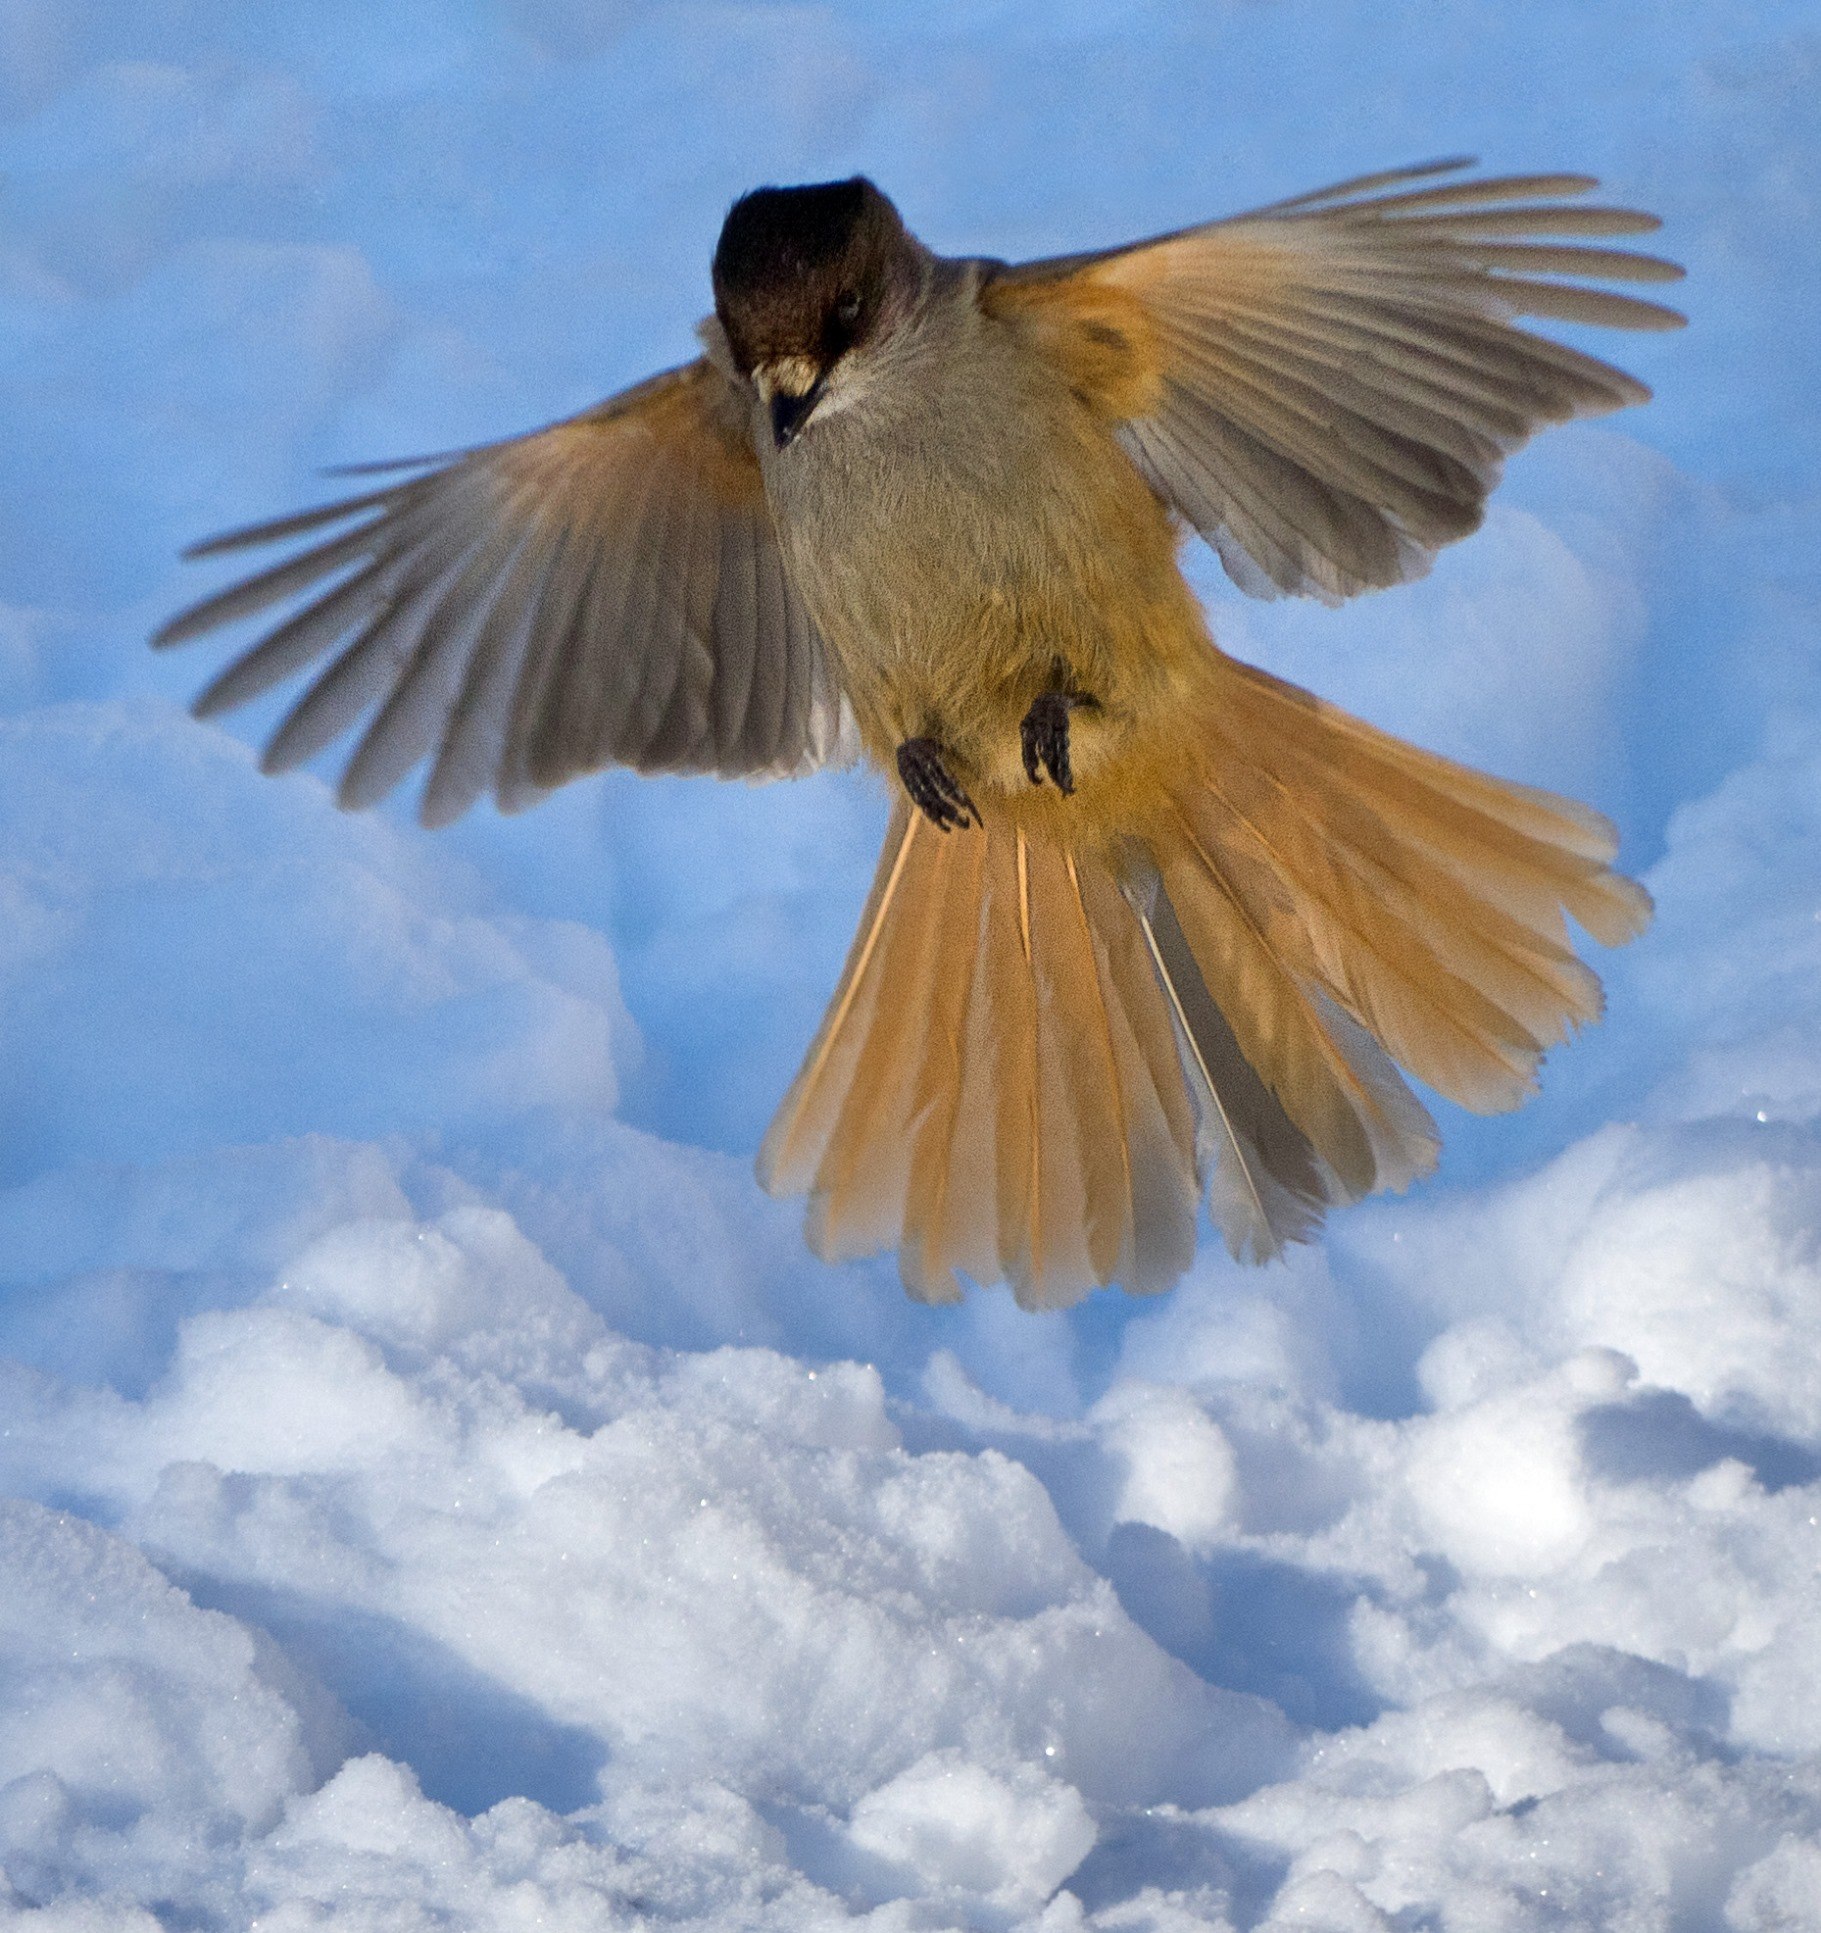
[712,177,923,447]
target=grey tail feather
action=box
[1119,851,1331,1261]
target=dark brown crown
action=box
[711,177,915,374]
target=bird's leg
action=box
[897,736,978,832]
[1021,673,1097,795]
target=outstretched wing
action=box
[155,356,852,825]
[984,158,1685,604]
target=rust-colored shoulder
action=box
[514,358,766,513]
[980,262,1167,424]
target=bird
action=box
[154,158,1683,1310]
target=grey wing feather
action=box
[420,529,573,828]
[708,507,764,756]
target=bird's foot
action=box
[897,736,978,832]
[1021,689,1092,795]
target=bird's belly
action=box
[767,400,1192,800]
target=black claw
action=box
[1021,691,1079,795]
[897,736,978,832]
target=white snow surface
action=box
[3,2,1820,1927]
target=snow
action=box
[3,0,1820,1926]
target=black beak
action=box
[770,378,824,448]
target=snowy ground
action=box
[3,2,1820,1927]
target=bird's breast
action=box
[759,326,1191,785]
[766,352,1060,632]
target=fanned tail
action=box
[760,653,1648,1307]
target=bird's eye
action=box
[834,291,862,326]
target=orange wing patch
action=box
[984,270,1167,424]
